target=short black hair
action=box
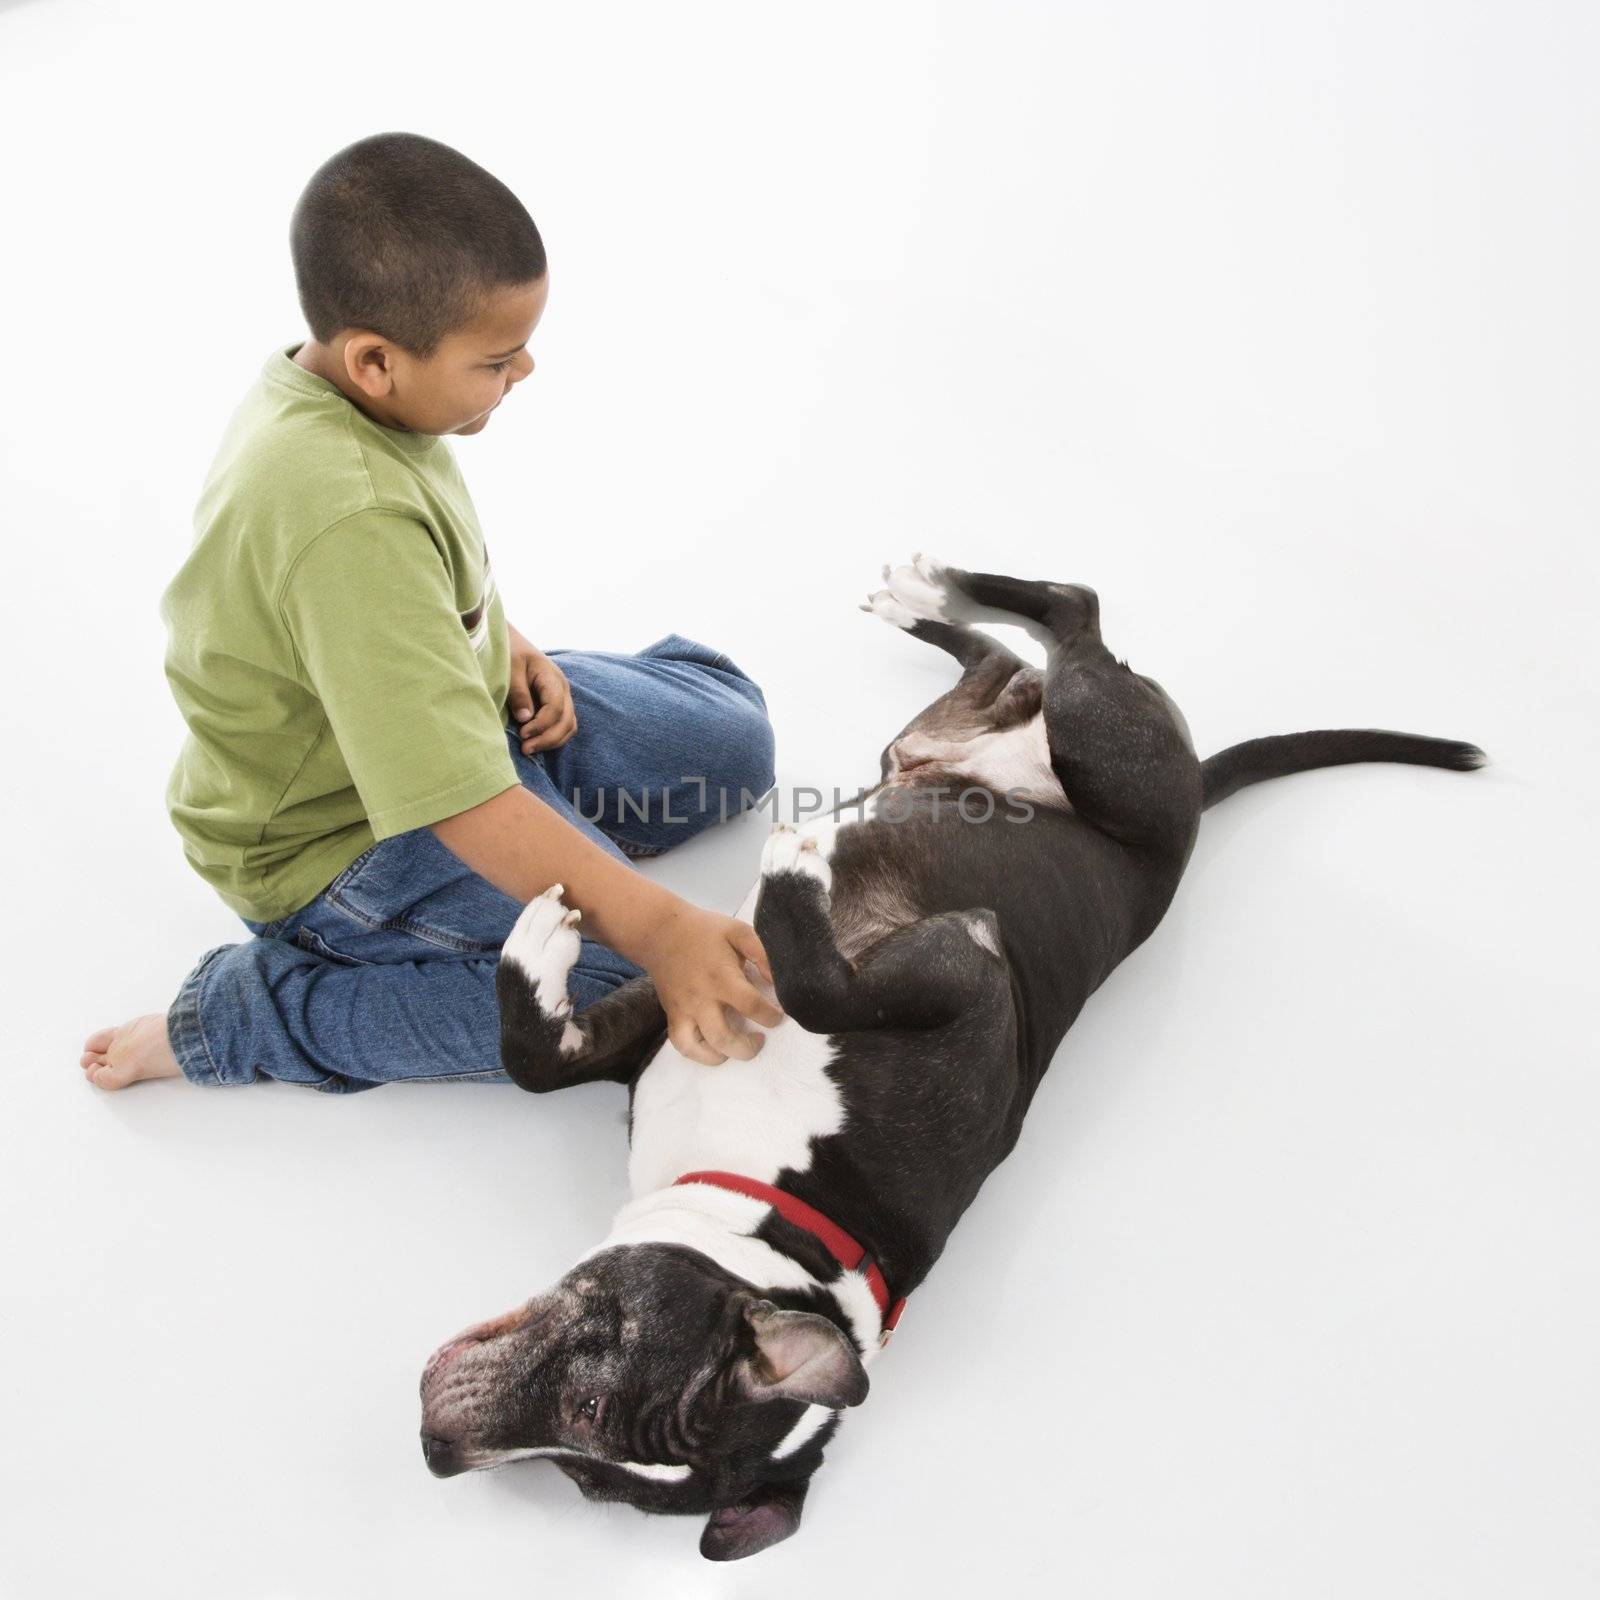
[290,132,546,358]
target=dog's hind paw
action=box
[760,822,833,895]
[501,885,585,1050]
[861,552,952,628]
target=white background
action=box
[1,1,1596,1595]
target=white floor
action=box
[2,2,1597,1596]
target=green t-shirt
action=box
[161,343,517,922]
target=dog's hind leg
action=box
[874,557,1204,861]
[872,554,1098,659]
[497,886,666,1093]
[863,556,1041,762]
[755,824,1011,1034]
[966,568,1203,860]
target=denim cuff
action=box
[167,944,237,1086]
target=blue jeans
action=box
[167,634,775,1092]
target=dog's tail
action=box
[1200,729,1487,811]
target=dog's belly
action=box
[629,813,861,1194]
[626,745,1059,1198]
[627,1018,844,1195]
[887,709,1067,814]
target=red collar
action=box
[673,1170,907,1345]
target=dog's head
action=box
[419,1243,869,1560]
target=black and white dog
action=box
[419,558,1483,1561]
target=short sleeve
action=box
[279,511,518,839]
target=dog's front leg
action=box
[755,825,1007,1035]
[496,886,666,1093]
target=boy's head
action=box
[291,132,547,436]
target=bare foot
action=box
[80,1014,186,1090]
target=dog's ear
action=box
[700,1477,810,1561]
[737,1301,869,1408]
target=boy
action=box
[81,132,782,1093]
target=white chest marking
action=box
[627,1020,847,1197]
[630,818,852,1197]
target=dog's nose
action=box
[421,1433,460,1477]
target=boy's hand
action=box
[633,903,785,1066]
[507,625,577,754]
[429,784,782,1064]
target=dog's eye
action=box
[581,1395,601,1421]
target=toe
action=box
[88,1060,134,1091]
[83,1026,116,1053]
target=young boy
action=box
[81,132,782,1093]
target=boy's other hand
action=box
[634,904,784,1066]
[508,625,577,754]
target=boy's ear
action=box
[700,1477,810,1561]
[340,331,399,397]
[736,1301,869,1409]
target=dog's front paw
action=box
[760,823,833,895]
[502,883,584,1027]
[860,552,952,628]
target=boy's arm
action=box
[275,515,774,1062]
[431,783,783,1066]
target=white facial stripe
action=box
[471,1443,693,1483]
[466,1444,581,1468]
[614,1460,694,1482]
[770,1403,833,1461]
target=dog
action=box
[418,557,1483,1561]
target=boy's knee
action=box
[647,635,775,799]
[712,695,776,807]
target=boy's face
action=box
[337,275,549,437]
